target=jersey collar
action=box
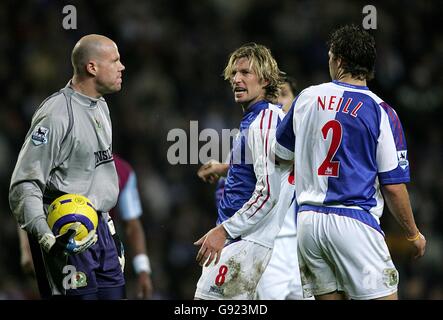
[332,80,369,90]
[65,80,106,107]
[243,99,268,117]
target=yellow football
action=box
[47,194,98,241]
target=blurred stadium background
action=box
[0,0,442,299]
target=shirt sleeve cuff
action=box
[221,220,240,239]
[274,141,294,161]
[379,176,410,185]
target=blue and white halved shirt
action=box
[274,80,410,235]
[219,100,286,248]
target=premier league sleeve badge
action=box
[31,126,49,146]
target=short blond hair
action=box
[223,43,284,102]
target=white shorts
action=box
[256,235,305,300]
[297,211,399,300]
[195,239,272,300]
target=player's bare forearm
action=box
[125,218,147,255]
[381,183,418,237]
[382,183,426,259]
[18,225,35,276]
[125,219,154,298]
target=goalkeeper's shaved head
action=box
[71,34,116,76]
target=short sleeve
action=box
[377,103,410,185]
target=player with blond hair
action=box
[194,43,286,300]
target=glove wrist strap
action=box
[39,233,56,253]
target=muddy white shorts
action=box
[195,239,272,300]
[297,210,399,300]
[256,235,305,300]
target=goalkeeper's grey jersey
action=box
[9,82,119,239]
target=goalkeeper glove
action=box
[106,216,125,272]
[39,222,98,257]
[117,240,125,272]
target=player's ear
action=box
[85,60,98,76]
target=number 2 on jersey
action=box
[317,120,342,177]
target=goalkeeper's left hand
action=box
[39,222,98,257]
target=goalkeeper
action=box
[9,34,126,299]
